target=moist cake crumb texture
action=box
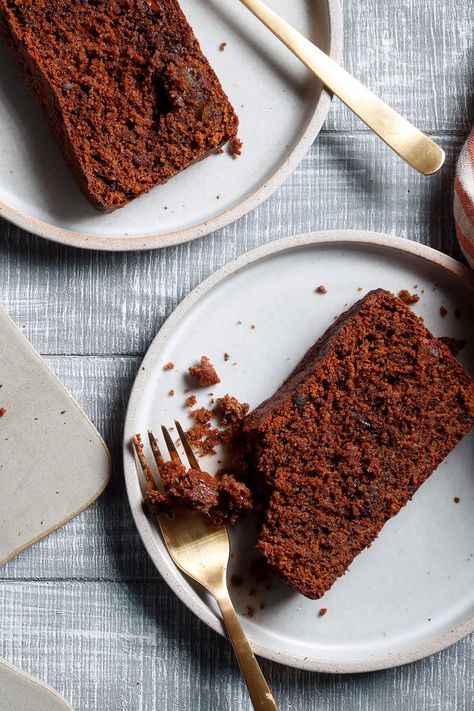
[188,356,220,387]
[438,336,466,356]
[217,395,250,426]
[229,136,243,158]
[186,395,197,408]
[186,405,220,456]
[398,289,420,305]
[243,289,474,599]
[144,459,252,524]
[0,0,239,210]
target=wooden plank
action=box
[0,134,464,357]
[0,580,473,711]
[328,0,474,134]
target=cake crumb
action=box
[224,353,230,361]
[164,362,174,371]
[229,137,243,158]
[217,395,250,426]
[250,324,256,330]
[189,407,214,425]
[189,356,220,387]
[439,305,448,317]
[319,607,328,617]
[168,389,175,397]
[357,287,363,292]
[315,285,327,294]
[398,289,420,305]
[454,497,460,504]
[186,406,220,456]
[0,408,6,417]
[186,395,197,408]
[219,41,227,51]
[439,337,466,356]
[214,149,224,155]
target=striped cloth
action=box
[454,127,474,267]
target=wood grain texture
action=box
[327,0,474,134]
[0,0,473,708]
[0,134,464,357]
[1,580,474,711]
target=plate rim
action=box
[123,230,474,673]
[0,0,343,252]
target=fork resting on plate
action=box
[133,422,279,711]
[238,0,445,175]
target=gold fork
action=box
[133,423,279,711]
[239,0,445,175]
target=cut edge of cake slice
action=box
[243,289,474,599]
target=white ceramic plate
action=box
[123,231,474,673]
[0,306,111,564]
[0,659,74,711]
[0,0,341,251]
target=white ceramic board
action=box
[124,230,474,673]
[0,306,111,564]
[0,0,341,251]
[0,659,74,711]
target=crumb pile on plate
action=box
[137,354,252,524]
[0,0,238,210]
[243,289,474,599]
[189,355,221,387]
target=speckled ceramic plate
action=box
[0,659,74,711]
[0,305,111,564]
[0,0,341,251]
[124,231,474,672]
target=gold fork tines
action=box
[132,435,157,492]
[133,424,279,711]
[174,420,200,470]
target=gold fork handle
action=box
[239,0,445,176]
[216,591,279,711]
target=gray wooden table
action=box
[1,1,473,709]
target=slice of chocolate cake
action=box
[243,289,474,599]
[0,0,238,210]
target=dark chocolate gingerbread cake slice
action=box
[243,289,474,599]
[0,0,238,210]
